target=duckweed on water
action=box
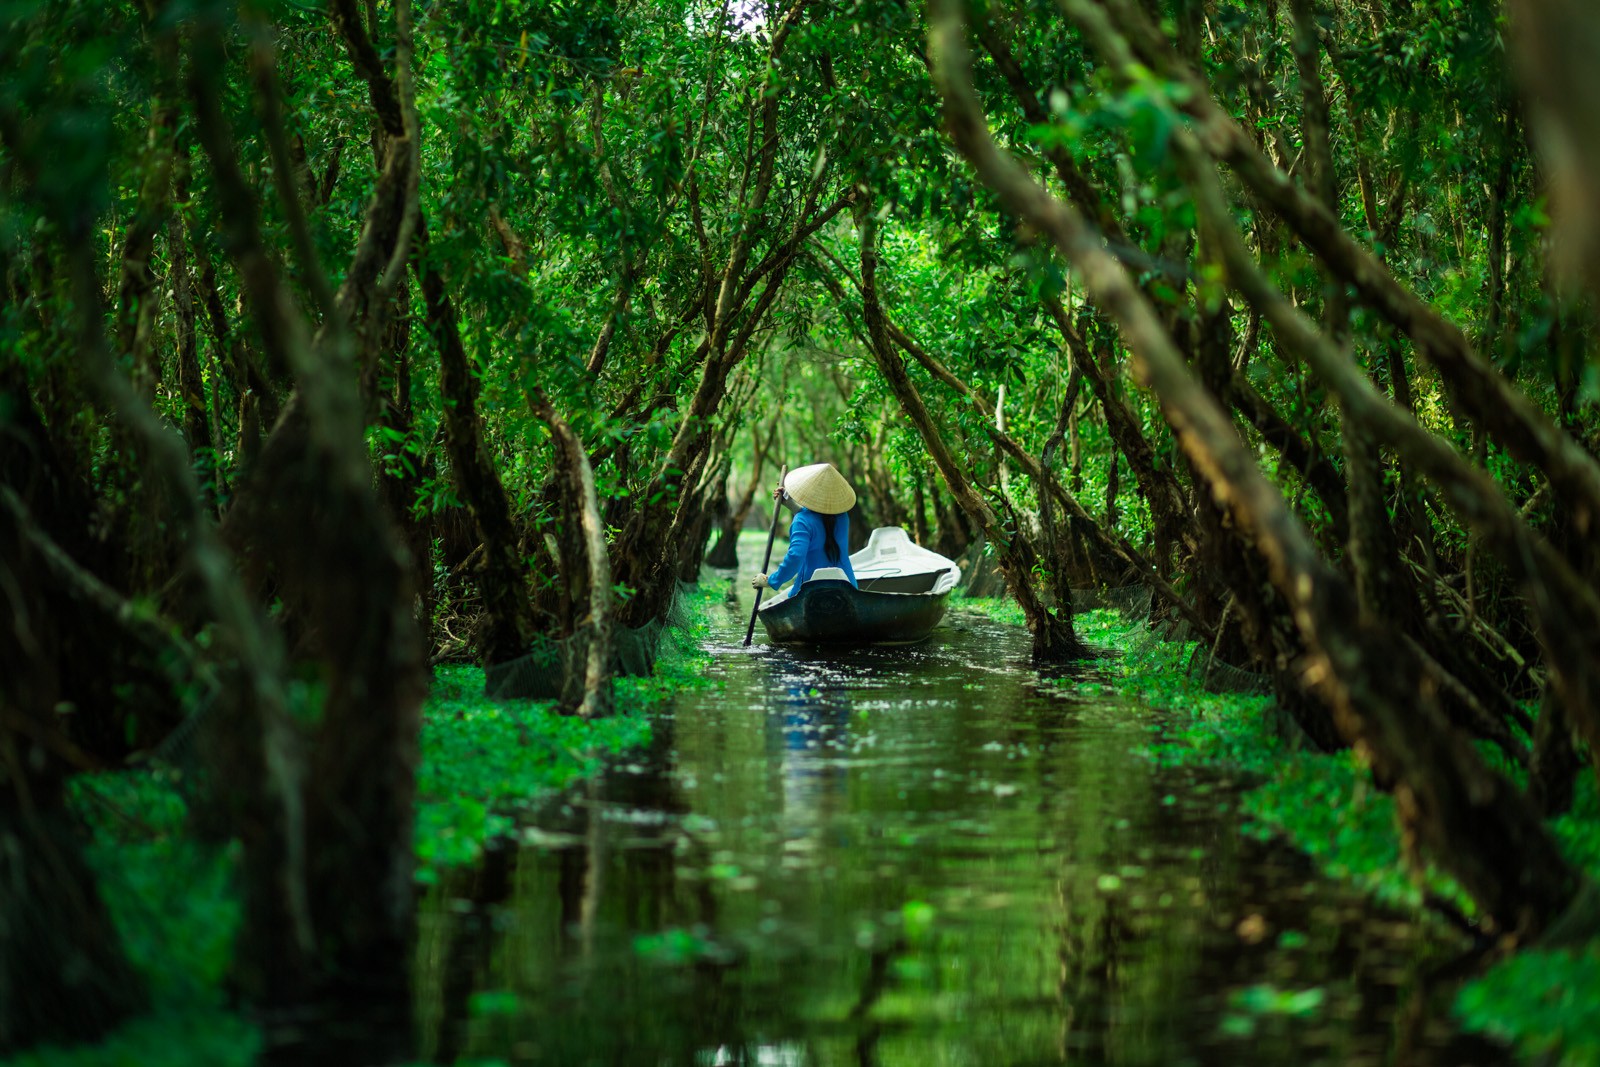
[415,667,651,879]
[961,598,1600,1065]
[18,584,724,1067]
[1457,943,1600,1065]
[43,774,257,1067]
[417,580,721,877]
[1460,773,1600,1066]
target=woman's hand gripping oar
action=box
[743,464,787,647]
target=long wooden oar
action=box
[743,464,788,647]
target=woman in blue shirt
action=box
[752,462,858,592]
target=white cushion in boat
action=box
[807,566,850,583]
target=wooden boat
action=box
[757,527,962,645]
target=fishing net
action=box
[1186,643,1274,696]
[147,690,219,773]
[483,582,697,701]
[1071,583,1153,618]
[954,554,1276,696]
[138,617,670,773]
[1065,582,1274,696]
[957,542,1009,598]
[483,622,660,701]
[1124,616,1192,659]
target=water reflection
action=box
[416,589,1506,1067]
[769,668,853,825]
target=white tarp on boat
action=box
[762,526,961,609]
[849,527,961,593]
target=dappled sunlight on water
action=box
[415,557,1505,1066]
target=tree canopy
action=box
[3,0,1600,1057]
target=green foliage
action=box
[415,578,722,879]
[1551,774,1600,877]
[899,898,937,943]
[414,666,651,879]
[1060,608,1497,916]
[1067,608,1489,916]
[1456,776,1600,1063]
[5,0,1599,1054]
[1241,754,1448,914]
[20,776,255,1067]
[1220,982,1328,1038]
[1457,946,1600,1066]
[2,1010,259,1067]
[24,582,728,1065]
[69,774,239,993]
[1019,605,1600,1065]
[952,591,1026,627]
[632,926,734,968]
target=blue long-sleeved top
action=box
[768,508,857,590]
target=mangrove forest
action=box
[3,0,1600,1062]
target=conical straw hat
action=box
[783,462,856,514]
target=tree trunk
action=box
[531,391,614,719]
[170,212,216,506]
[858,208,1088,661]
[706,418,779,568]
[374,288,435,646]
[188,11,428,1050]
[415,222,536,667]
[932,0,1583,937]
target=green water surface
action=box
[414,568,1501,1067]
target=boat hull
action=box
[757,579,951,645]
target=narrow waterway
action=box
[415,558,1504,1066]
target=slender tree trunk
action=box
[170,212,215,505]
[531,391,614,718]
[706,418,777,568]
[115,97,179,392]
[415,222,536,667]
[375,288,435,646]
[859,208,1088,660]
[1481,108,1517,362]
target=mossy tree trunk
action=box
[931,0,1585,939]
